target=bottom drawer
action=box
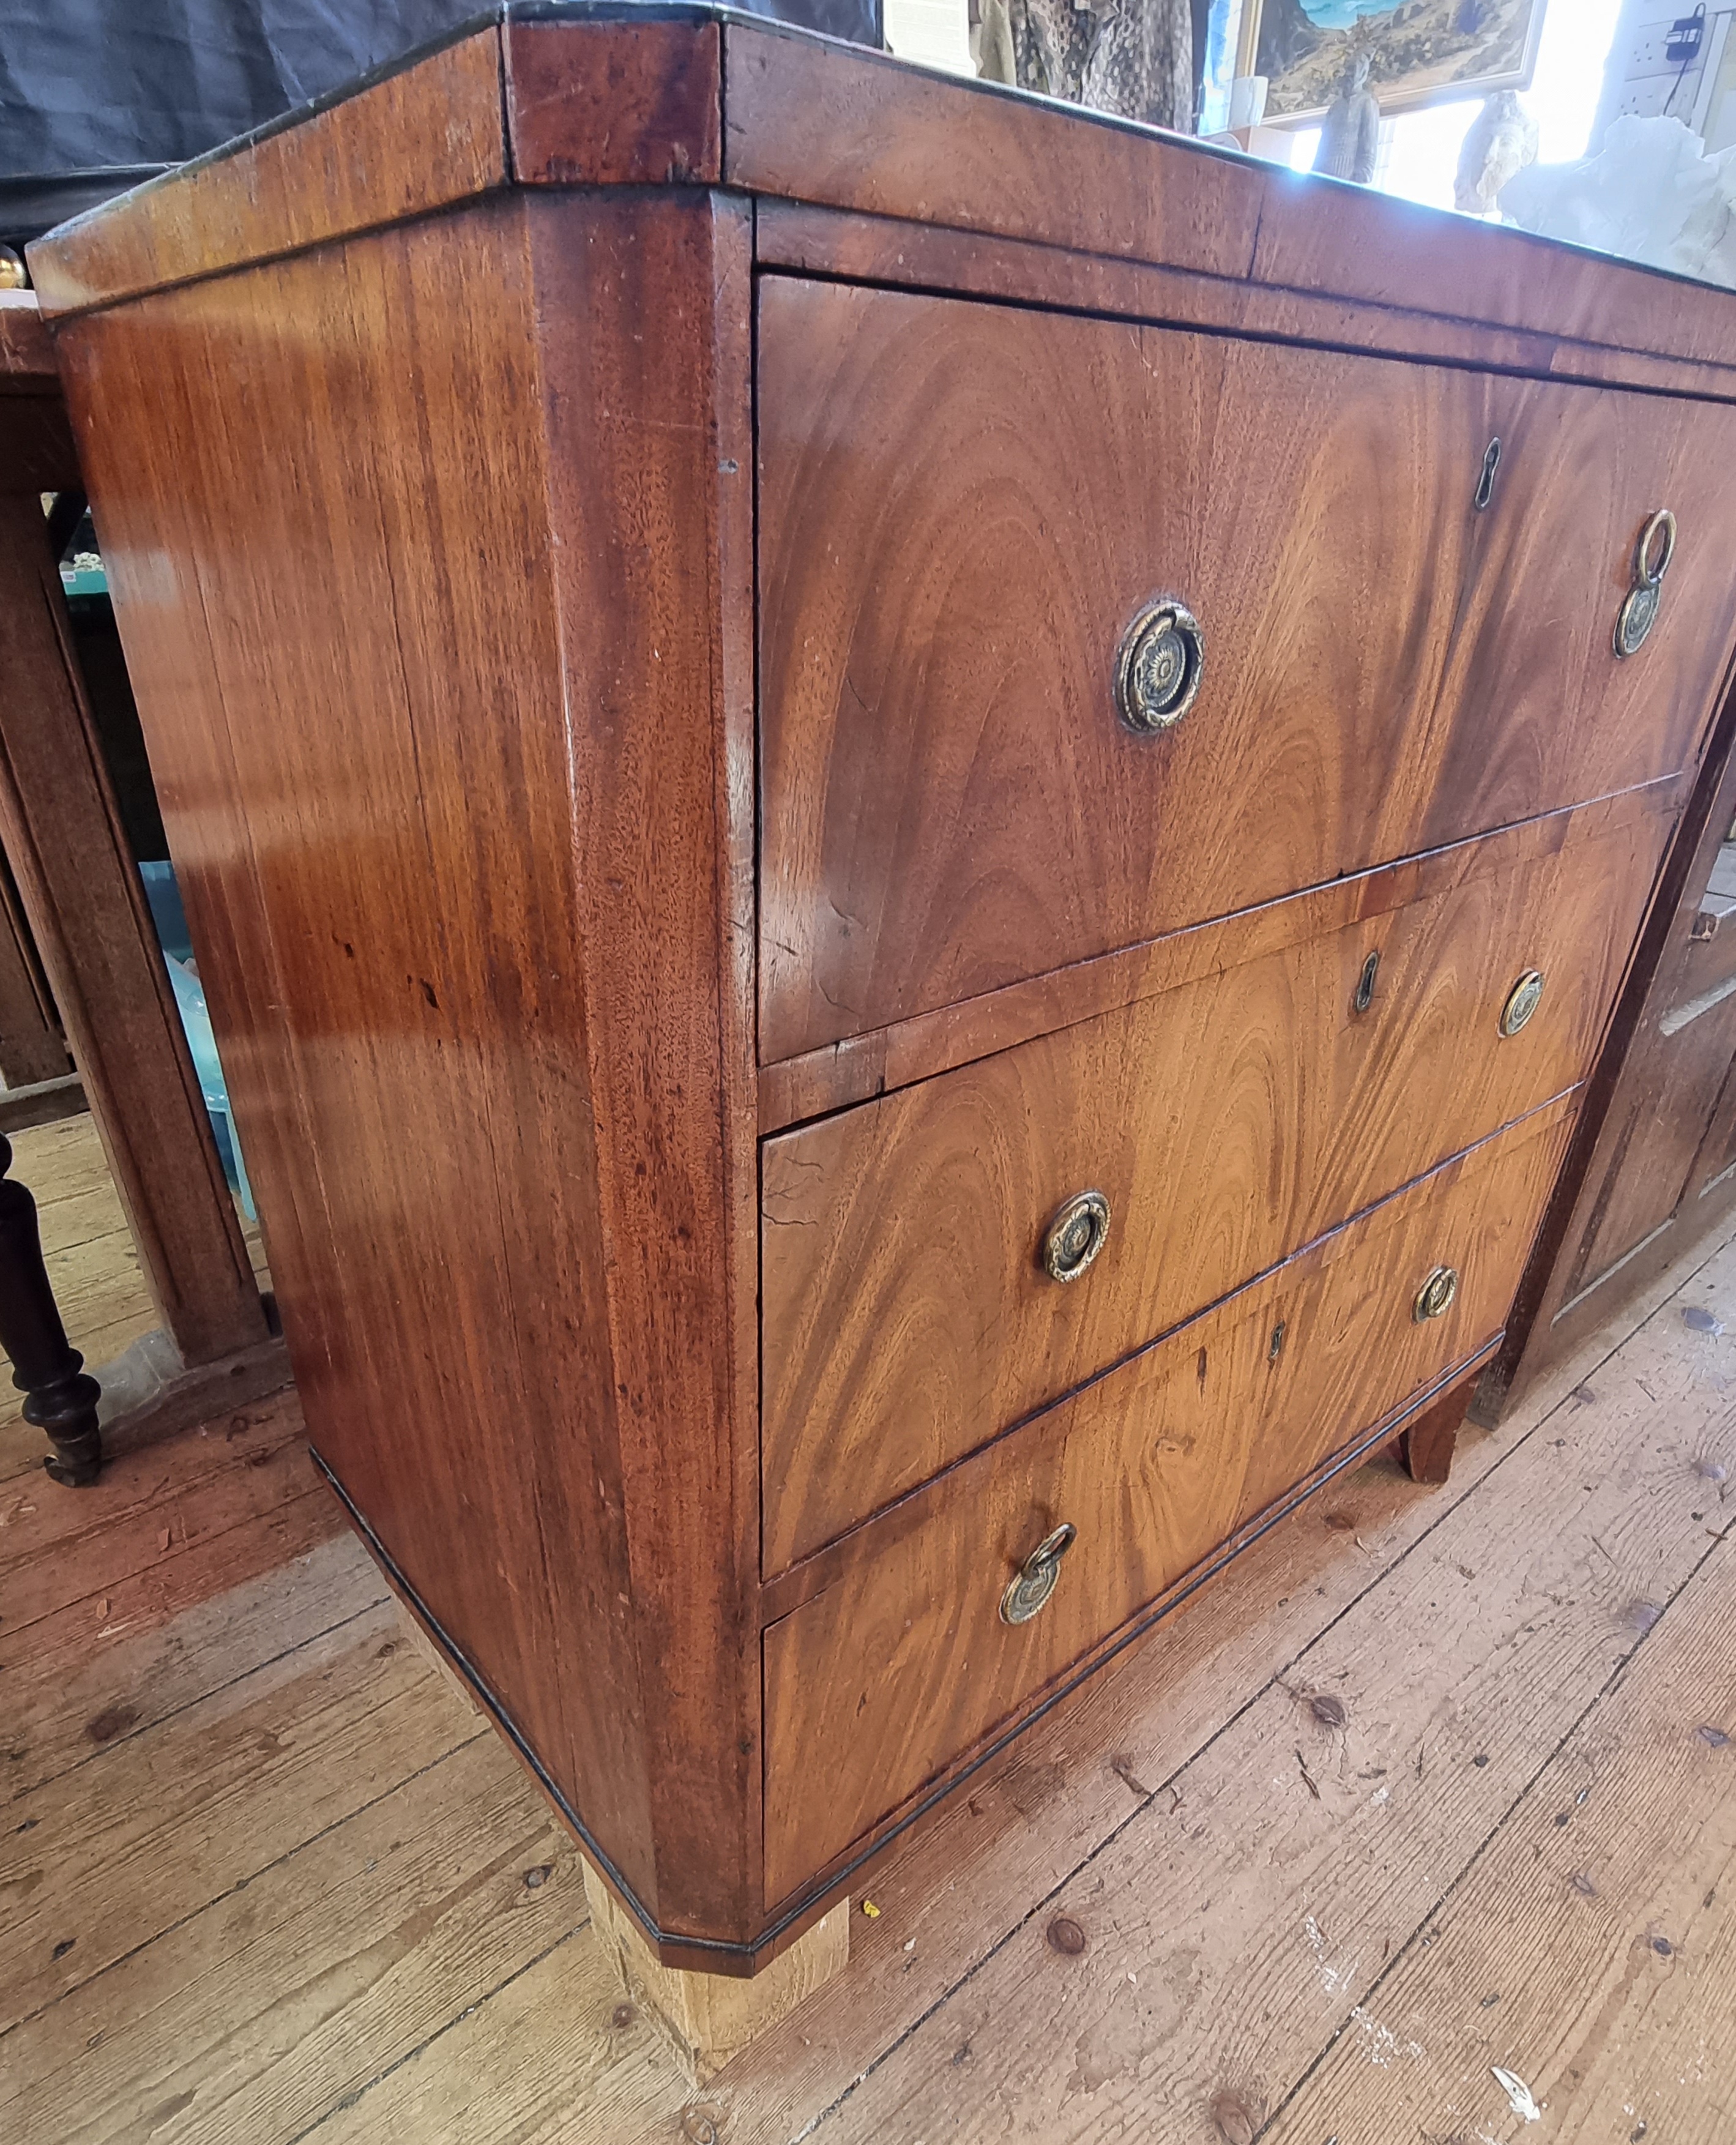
[761,1097,1573,1906]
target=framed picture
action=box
[1235,0,1548,127]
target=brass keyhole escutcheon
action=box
[1042,1190,1111,1283]
[1414,1264,1460,1323]
[1000,1522,1078,1625]
[1355,950,1380,1015]
[1499,968,1545,1038]
[1115,597,1205,733]
[1614,508,1677,658]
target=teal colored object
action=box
[139,861,256,1220]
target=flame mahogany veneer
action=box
[31,4,1736,1972]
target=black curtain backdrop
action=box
[0,0,881,178]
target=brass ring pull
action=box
[1042,1190,1111,1283]
[1635,508,1677,586]
[1414,1264,1460,1322]
[1115,597,1204,733]
[1000,1521,1077,1625]
[1499,969,1544,1038]
[1614,508,1676,658]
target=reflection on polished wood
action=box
[29,5,1736,1972]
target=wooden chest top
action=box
[27,1,1736,399]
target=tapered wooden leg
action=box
[582,1860,849,2086]
[1396,1377,1472,1486]
[0,1131,102,1484]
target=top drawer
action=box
[758,278,1736,1064]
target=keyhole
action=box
[1268,1320,1287,1363]
[1473,437,1502,512]
[1355,950,1380,1015]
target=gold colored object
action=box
[1499,968,1544,1037]
[0,246,25,292]
[999,1522,1078,1626]
[1413,1264,1459,1322]
[1115,597,1204,733]
[1041,1189,1111,1282]
[1614,507,1676,658]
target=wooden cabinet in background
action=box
[29,6,1736,1975]
[1485,702,1736,1409]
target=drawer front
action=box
[758,278,1736,1063]
[761,1101,1571,1904]
[762,807,1660,1570]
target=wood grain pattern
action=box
[504,15,721,184]
[526,187,764,1945]
[28,11,1736,400]
[761,1100,1571,1904]
[0,851,69,1088]
[761,760,1661,1569]
[807,1233,1736,2145]
[51,188,761,1952]
[752,202,1736,406]
[723,15,1261,281]
[584,1865,847,2085]
[1423,370,1736,849]
[1393,1370,1472,1483]
[0,493,267,1367]
[756,277,1736,1061]
[1568,991,1736,1298]
[0,294,80,491]
[1266,1538,1736,2144]
[758,781,1680,1129]
[1667,838,1736,1012]
[1489,685,1736,1407]
[720,15,1736,375]
[35,1,1736,1967]
[8,1204,1727,2141]
[1250,163,1736,374]
[26,28,505,318]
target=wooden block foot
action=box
[1396,1377,1473,1485]
[581,1861,849,2086]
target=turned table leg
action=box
[0,1130,102,1484]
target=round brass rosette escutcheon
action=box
[1499,968,1545,1038]
[1000,1522,1078,1626]
[1115,597,1205,733]
[1413,1264,1460,1323]
[1042,1190,1112,1283]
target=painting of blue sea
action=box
[1251,0,1545,123]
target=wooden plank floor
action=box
[0,1110,269,1474]
[1,1111,159,1440]
[5,1203,1736,2141]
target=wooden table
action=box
[0,290,277,1479]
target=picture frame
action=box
[1234,0,1548,128]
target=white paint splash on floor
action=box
[1492,2064,1543,2121]
[1305,1914,1360,1995]
[1350,2005,1423,2068]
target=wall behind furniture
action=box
[884,0,972,75]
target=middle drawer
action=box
[761,801,1660,1571]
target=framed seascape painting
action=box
[1237,0,1547,125]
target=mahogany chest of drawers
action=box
[31,4,1736,1975]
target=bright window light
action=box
[1288,0,1626,207]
